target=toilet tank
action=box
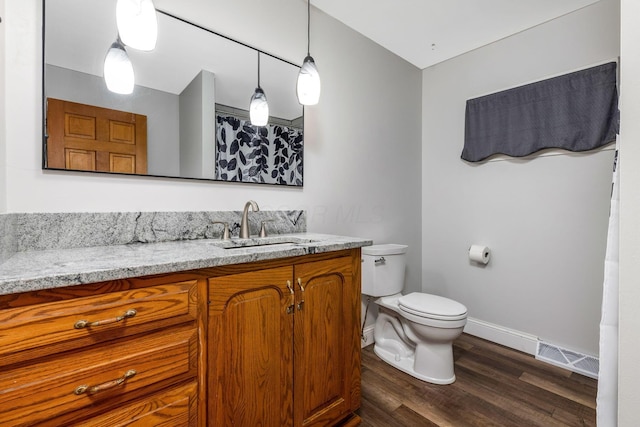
[361,244,408,296]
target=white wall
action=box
[0,0,6,214]
[2,1,422,287]
[618,0,640,423]
[421,0,619,356]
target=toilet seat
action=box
[398,292,467,321]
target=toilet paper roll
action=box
[469,245,491,264]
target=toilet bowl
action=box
[362,244,467,385]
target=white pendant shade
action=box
[116,0,158,51]
[104,41,135,95]
[250,88,269,126]
[297,55,321,105]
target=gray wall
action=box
[45,65,180,176]
[304,6,423,294]
[421,0,619,356]
[179,70,216,179]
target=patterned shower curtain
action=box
[596,137,619,427]
[215,114,303,186]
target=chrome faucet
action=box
[239,200,259,238]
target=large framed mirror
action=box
[43,0,304,186]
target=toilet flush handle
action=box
[374,257,386,265]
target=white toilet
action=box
[362,244,467,385]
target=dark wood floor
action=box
[357,333,597,427]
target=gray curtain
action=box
[462,62,618,162]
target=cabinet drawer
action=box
[72,381,199,427]
[0,281,197,365]
[0,326,198,426]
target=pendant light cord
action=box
[306,0,311,55]
[257,52,261,88]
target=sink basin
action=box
[222,242,299,250]
[212,236,319,250]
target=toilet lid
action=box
[362,244,408,256]
[398,292,467,321]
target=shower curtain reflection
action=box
[215,115,303,186]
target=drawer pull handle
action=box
[74,369,137,395]
[74,309,137,329]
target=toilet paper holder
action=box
[469,245,491,265]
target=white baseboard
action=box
[463,317,538,355]
[361,325,375,348]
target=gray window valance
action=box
[462,62,619,162]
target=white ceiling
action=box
[311,0,601,69]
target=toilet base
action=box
[373,344,456,385]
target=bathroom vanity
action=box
[0,221,370,427]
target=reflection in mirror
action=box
[43,0,304,186]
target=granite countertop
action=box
[0,233,372,296]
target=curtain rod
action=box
[469,58,619,100]
[216,104,303,129]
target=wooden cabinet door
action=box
[46,98,147,174]
[293,257,360,427]
[208,266,294,427]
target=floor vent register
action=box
[536,341,599,379]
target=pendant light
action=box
[296,0,321,105]
[103,38,135,95]
[116,0,158,51]
[250,52,269,126]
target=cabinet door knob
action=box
[286,281,295,294]
[297,278,305,292]
[74,308,137,329]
